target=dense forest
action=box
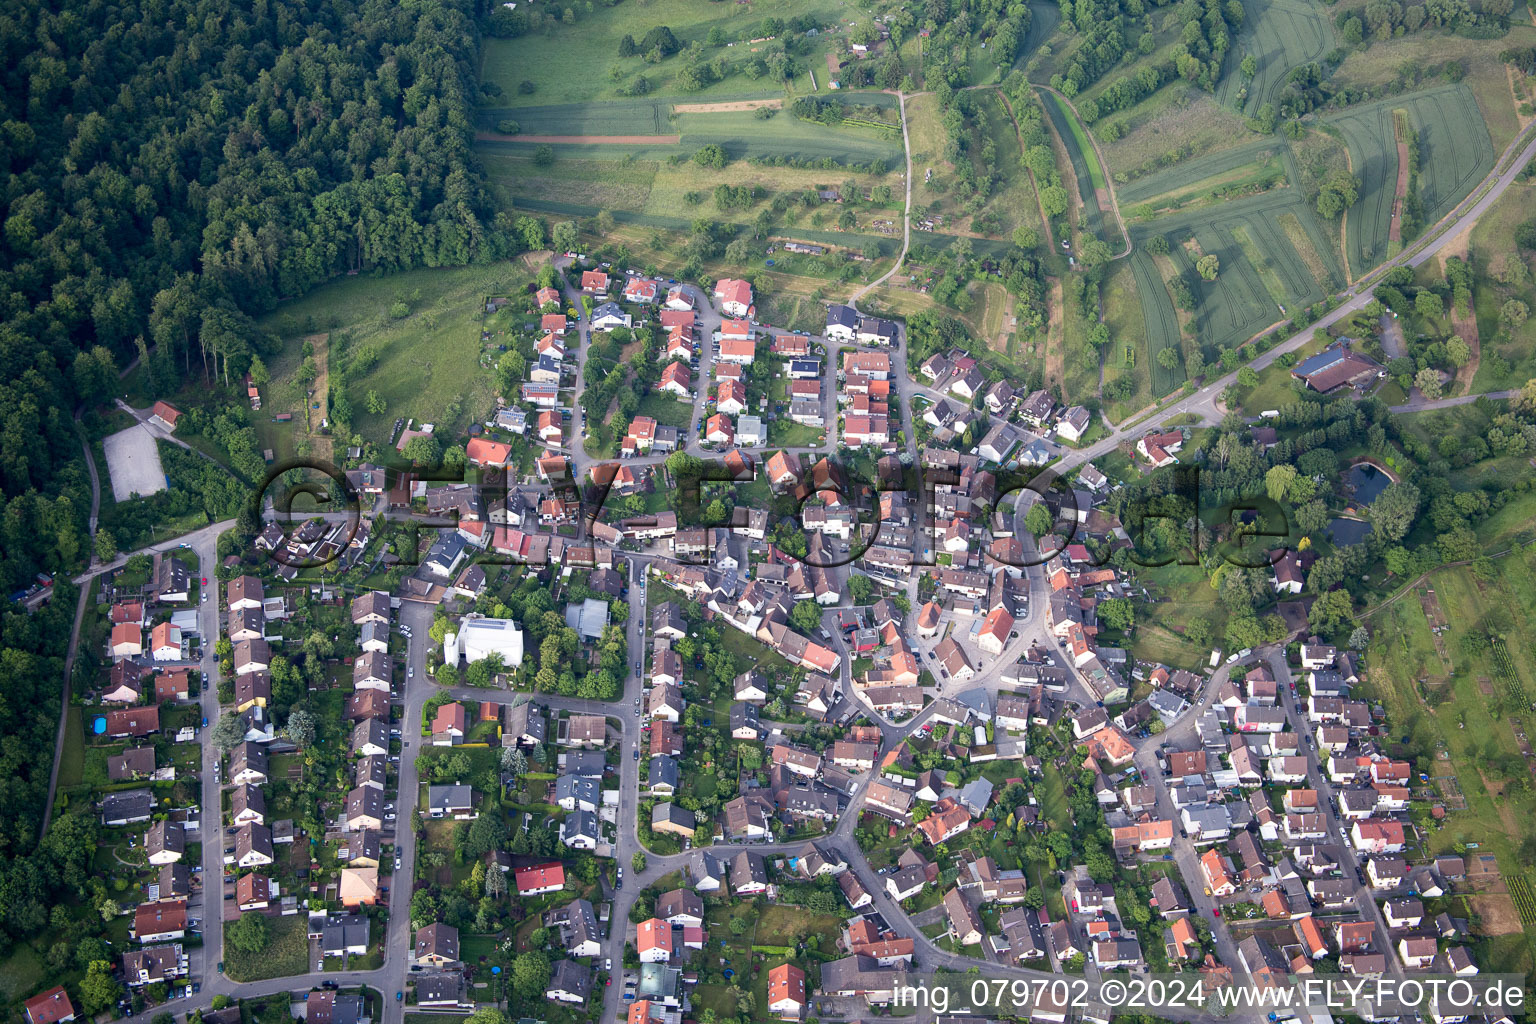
[0,0,520,958]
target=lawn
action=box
[754,904,845,950]
[222,913,310,982]
[1101,259,1154,421]
[56,706,85,791]
[0,944,45,1003]
[253,264,529,453]
[767,418,824,447]
[635,391,693,431]
[1235,332,1328,416]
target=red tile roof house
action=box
[24,988,76,1024]
[514,862,566,895]
[664,327,693,360]
[150,401,183,431]
[713,277,753,316]
[1136,430,1184,467]
[466,437,512,467]
[767,963,808,1018]
[637,918,674,963]
[432,702,467,745]
[718,337,756,364]
[580,270,610,294]
[717,379,748,415]
[705,414,735,447]
[624,277,659,304]
[657,362,692,398]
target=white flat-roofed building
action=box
[445,614,524,667]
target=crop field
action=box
[1127,249,1185,396]
[1330,85,1494,278]
[1135,190,1342,357]
[479,0,848,106]
[1016,0,1062,66]
[1119,138,1291,215]
[1213,0,1334,115]
[476,103,903,166]
[1328,31,1526,153]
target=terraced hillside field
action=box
[1213,0,1334,115]
[1329,84,1494,278]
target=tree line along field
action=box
[1040,88,1110,246]
[1330,84,1495,279]
[478,0,851,106]
[474,99,905,164]
[1212,0,1336,115]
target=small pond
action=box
[1328,517,1373,547]
[1347,463,1390,505]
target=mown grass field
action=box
[482,150,901,241]
[1330,85,1494,279]
[1045,90,1104,190]
[1213,0,1334,115]
[1100,89,1252,185]
[1467,179,1536,392]
[479,0,848,106]
[255,265,518,449]
[1101,259,1154,420]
